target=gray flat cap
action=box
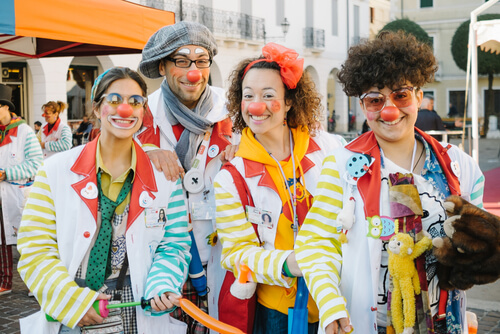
[139,21,218,79]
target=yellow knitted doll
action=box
[388,233,432,334]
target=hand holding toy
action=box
[47,295,246,334]
[46,298,150,322]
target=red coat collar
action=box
[345,128,461,219]
[206,117,232,166]
[136,114,233,168]
[70,136,157,230]
[43,118,61,136]
[0,126,18,147]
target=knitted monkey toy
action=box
[388,233,432,334]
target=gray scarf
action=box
[161,79,214,170]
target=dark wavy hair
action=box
[226,59,322,134]
[337,31,437,97]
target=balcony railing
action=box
[142,0,265,42]
[303,27,325,50]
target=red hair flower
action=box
[243,42,304,89]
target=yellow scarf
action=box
[236,127,310,210]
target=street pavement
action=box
[1,137,499,334]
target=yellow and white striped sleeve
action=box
[295,153,349,330]
[17,167,98,328]
[214,169,294,287]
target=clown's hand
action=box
[220,145,239,164]
[147,149,185,182]
[325,317,352,334]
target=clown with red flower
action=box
[213,43,346,333]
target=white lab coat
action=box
[18,138,189,334]
[328,143,481,333]
[0,123,37,245]
[136,86,239,325]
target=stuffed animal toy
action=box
[432,195,500,290]
[388,233,432,334]
[337,195,354,244]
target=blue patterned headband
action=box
[90,68,114,102]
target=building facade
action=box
[0,0,370,134]
[390,0,500,127]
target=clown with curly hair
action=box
[295,31,484,334]
[214,42,346,333]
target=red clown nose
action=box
[247,102,267,116]
[117,104,134,118]
[380,106,400,122]
[187,70,202,83]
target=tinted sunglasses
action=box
[101,93,147,110]
[360,87,415,113]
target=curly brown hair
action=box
[337,31,437,97]
[226,58,323,134]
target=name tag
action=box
[246,206,273,229]
[145,207,167,228]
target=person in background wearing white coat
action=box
[38,100,72,159]
[17,67,191,333]
[0,83,43,296]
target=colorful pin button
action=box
[346,153,371,178]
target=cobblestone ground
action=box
[0,250,39,334]
[2,247,500,333]
[469,308,500,334]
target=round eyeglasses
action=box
[360,87,415,113]
[100,93,147,110]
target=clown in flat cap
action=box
[136,21,239,334]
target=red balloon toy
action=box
[46,297,244,333]
[180,298,245,334]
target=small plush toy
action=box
[432,195,500,290]
[337,195,355,244]
[388,233,432,334]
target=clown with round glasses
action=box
[295,31,484,334]
[17,67,191,333]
